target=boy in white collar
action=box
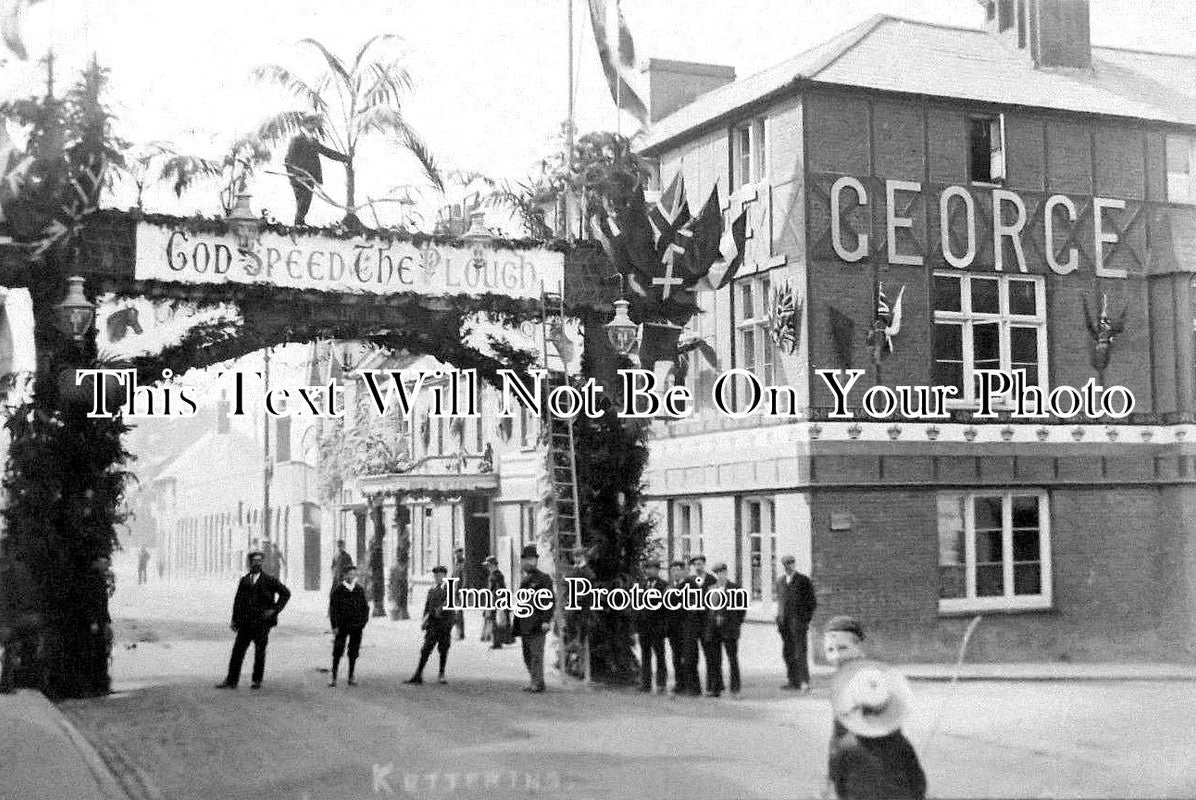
[328,565,369,686]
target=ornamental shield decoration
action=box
[1082,293,1128,372]
[767,280,802,355]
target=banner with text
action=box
[134,223,564,300]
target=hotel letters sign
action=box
[809,173,1149,278]
[134,223,564,300]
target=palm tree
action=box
[253,36,442,226]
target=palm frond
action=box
[357,61,414,110]
[353,34,405,72]
[255,111,327,146]
[252,64,327,113]
[397,123,442,192]
[299,38,352,90]
[158,155,222,197]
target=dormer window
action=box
[970,114,1006,185]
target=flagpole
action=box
[565,0,576,238]
[614,0,622,137]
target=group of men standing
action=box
[215,543,558,694]
[632,553,816,697]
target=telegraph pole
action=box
[262,347,272,548]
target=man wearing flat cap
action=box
[680,554,716,696]
[406,565,455,685]
[633,558,669,693]
[705,562,745,698]
[665,559,690,695]
[513,544,554,692]
[776,554,817,692]
[480,555,509,648]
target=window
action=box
[938,492,1051,612]
[1166,135,1195,204]
[932,272,1046,404]
[970,114,1006,184]
[436,417,445,455]
[1016,0,1026,48]
[732,117,767,190]
[735,274,780,388]
[675,501,703,563]
[740,498,776,603]
[274,416,291,462]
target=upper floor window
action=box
[970,114,1006,185]
[735,273,779,387]
[932,272,1046,404]
[732,117,767,190]
[938,491,1051,612]
[1166,135,1194,204]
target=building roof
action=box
[154,429,261,485]
[639,15,1196,154]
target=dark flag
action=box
[679,187,725,280]
[586,0,650,127]
[706,207,748,291]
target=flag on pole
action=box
[704,206,748,291]
[0,0,45,60]
[587,0,649,127]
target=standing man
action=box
[480,555,508,649]
[328,565,369,687]
[261,536,284,578]
[665,559,689,695]
[682,555,718,697]
[450,548,466,640]
[513,545,553,693]
[633,558,669,694]
[706,562,746,698]
[216,551,291,690]
[331,539,354,586]
[137,545,150,585]
[776,554,816,692]
[405,566,454,685]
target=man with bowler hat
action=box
[513,544,553,692]
[776,554,817,692]
[216,551,291,690]
[633,557,669,693]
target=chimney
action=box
[642,59,736,122]
[980,0,1092,70]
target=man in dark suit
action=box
[706,562,746,698]
[405,566,455,685]
[216,551,291,690]
[330,539,354,586]
[481,555,508,649]
[682,554,718,697]
[451,548,466,640]
[513,544,554,693]
[328,565,369,687]
[664,559,689,695]
[776,554,817,692]
[633,558,669,694]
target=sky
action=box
[3,0,1196,230]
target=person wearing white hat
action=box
[826,660,926,799]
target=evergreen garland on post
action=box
[0,59,132,698]
[568,322,658,685]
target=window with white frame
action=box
[732,117,767,190]
[969,114,1006,185]
[938,491,1051,611]
[740,497,776,603]
[735,273,780,388]
[681,304,712,415]
[1166,135,1195,204]
[932,272,1047,404]
[674,501,703,563]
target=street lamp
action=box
[604,298,639,356]
[226,192,261,250]
[462,211,493,271]
[54,276,96,341]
